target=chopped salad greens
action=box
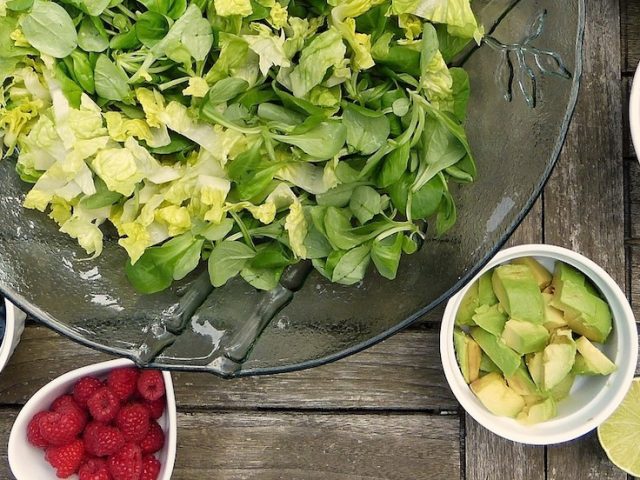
[0,0,482,293]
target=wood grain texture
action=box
[0,325,457,411]
[544,0,625,478]
[0,409,460,480]
[622,0,640,74]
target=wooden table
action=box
[0,1,636,478]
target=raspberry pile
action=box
[27,367,167,480]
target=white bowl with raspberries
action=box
[8,358,177,480]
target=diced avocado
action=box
[472,304,507,336]
[542,330,576,390]
[552,262,586,290]
[551,280,612,343]
[526,352,544,389]
[470,327,521,377]
[480,354,500,373]
[470,372,526,418]
[542,292,567,331]
[453,329,482,383]
[549,373,575,401]
[573,336,617,375]
[478,271,498,306]
[512,257,552,290]
[492,264,544,324]
[517,397,557,425]
[506,363,543,398]
[456,280,479,326]
[501,319,550,355]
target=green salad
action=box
[0,0,482,293]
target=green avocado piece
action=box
[506,363,544,398]
[492,264,544,324]
[512,257,552,290]
[470,327,521,377]
[542,329,576,390]
[526,352,544,389]
[542,292,567,331]
[453,328,482,383]
[551,280,612,343]
[517,397,557,425]
[472,304,507,336]
[456,280,479,326]
[480,353,500,373]
[573,336,617,375]
[549,373,575,401]
[478,271,498,306]
[501,319,550,354]
[552,262,585,289]
[470,372,525,418]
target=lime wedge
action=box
[598,378,640,475]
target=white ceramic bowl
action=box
[0,298,26,374]
[440,244,638,445]
[630,61,640,159]
[8,358,177,479]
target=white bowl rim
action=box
[630,61,640,163]
[440,244,638,445]
[8,358,177,480]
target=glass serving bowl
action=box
[0,0,585,377]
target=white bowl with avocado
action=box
[440,244,637,445]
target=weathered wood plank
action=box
[0,325,457,411]
[622,0,640,74]
[628,160,640,241]
[547,432,627,480]
[466,419,545,480]
[0,409,460,480]
[174,411,460,480]
[544,0,625,478]
[624,77,634,159]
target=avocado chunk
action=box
[506,363,544,398]
[472,304,507,336]
[549,373,575,401]
[542,292,567,331]
[480,354,500,373]
[470,372,525,418]
[456,280,479,326]
[526,352,544,389]
[512,257,552,290]
[453,329,482,383]
[501,319,550,354]
[492,264,544,324]
[517,397,557,425]
[470,327,521,377]
[478,272,498,306]
[552,262,586,289]
[551,280,612,343]
[542,329,576,390]
[573,336,617,375]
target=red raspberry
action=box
[115,403,150,443]
[87,387,120,422]
[45,439,85,478]
[107,443,142,480]
[39,411,84,446]
[27,411,50,448]
[79,457,111,480]
[139,421,164,454]
[107,368,140,402]
[140,455,161,480]
[74,377,103,409]
[144,398,165,420]
[136,371,165,402]
[52,394,88,431]
[84,421,125,457]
